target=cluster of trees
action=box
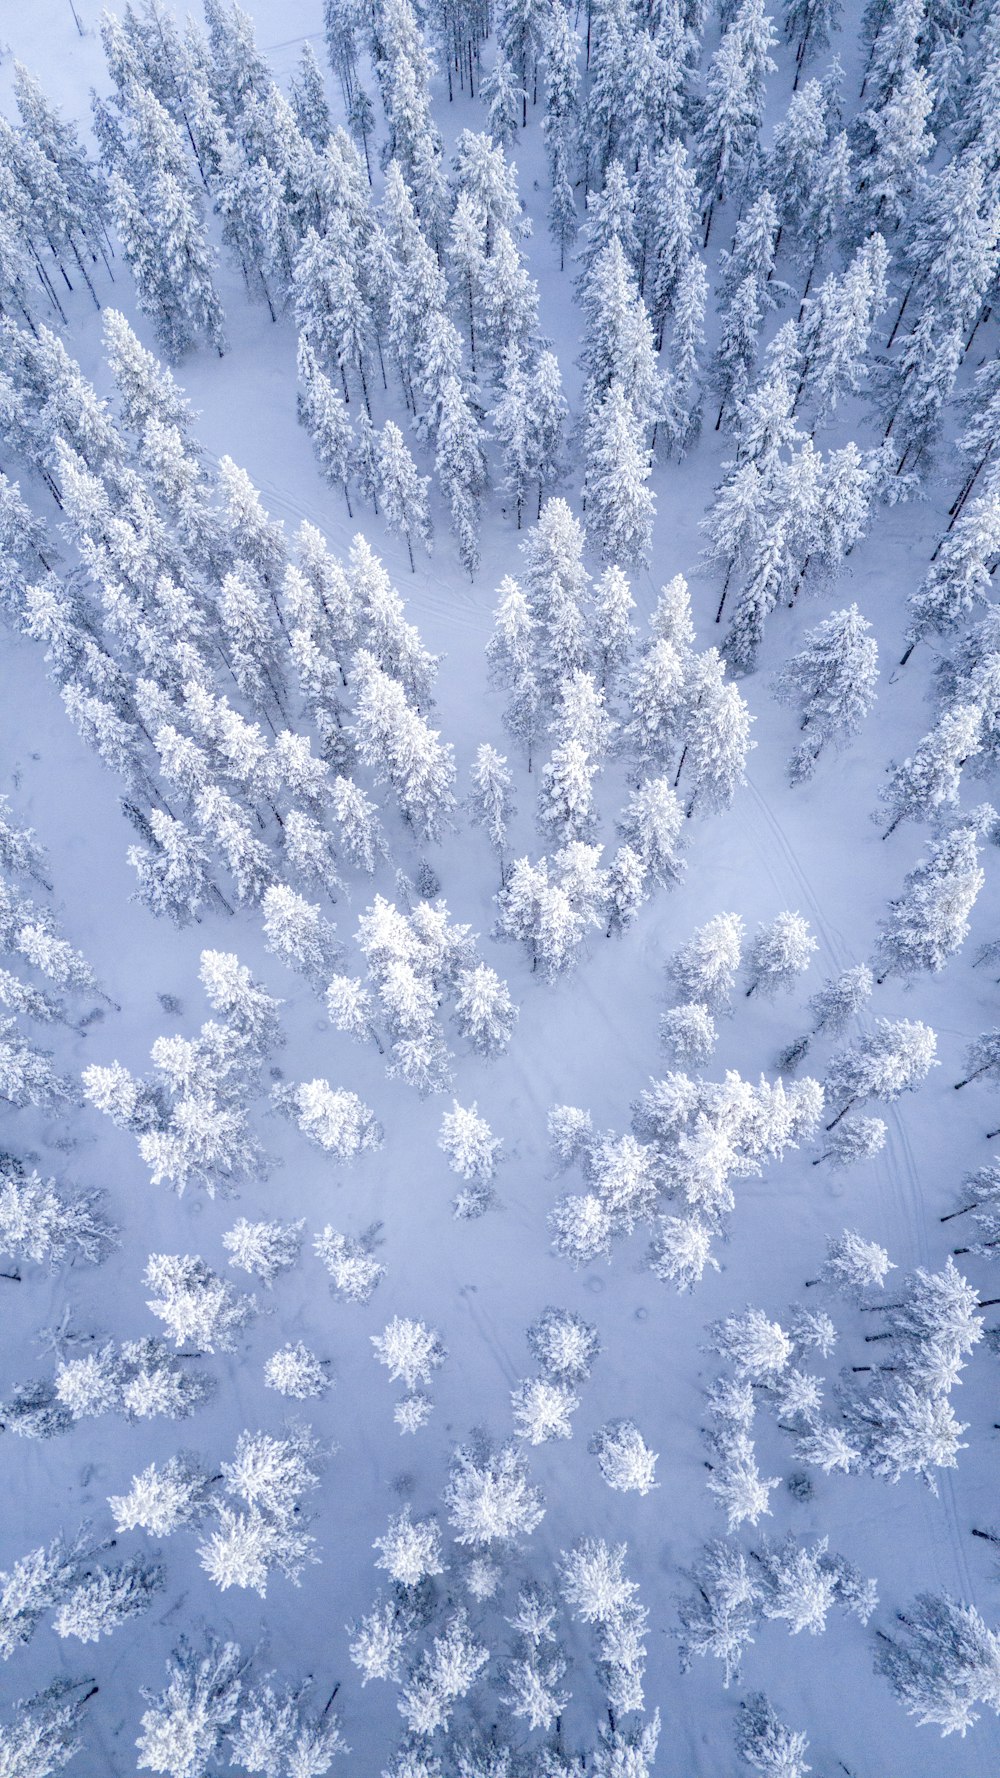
[546,1016,824,1289]
[345,1418,661,1769]
[4,0,1000,1762]
[709,1236,984,1498]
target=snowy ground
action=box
[2,2,1000,1774]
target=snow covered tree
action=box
[735,1692,812,1777]
[510,1374,579,1445]
[275,1078,382,1160]
[874,819,986,983]
[438,1100,501,1182]
[128,810,220,926]
[297,336,354,513]
[679,676,755,818]
[676,1538,761,1687]
[351,651,456,839]
[876,1593,1000,1736]
[261,882,339,985]
[137,1634,247,1777]
[0,1166,117,1274]
[222,1218,303,1287]
[467,743,513,883]
[624,636,685,775]
[374,422,432,571]
[583,384,655,569]
[955,1032,1000,1094]
[227,1680,345,1777]
[0,1677,97,1778]
[604,845,648,937]
[696,1,776,244]
[591,1419,659,1495]
[108,92,225,360]
[434,374,486,577]
[527,1305,599,1383]
[878,706,981,838]
[0,1019,74,1109]
[453,961,517,1057]
[313,1224,385,1302]
[397,1607,488,1738]
[264,1342,330,1401]
[711,1307,793,1381]
[445,1433,545,1547]
[649,1212,720,1292]
[744,912,816,998]
[549,1189,614,1268]
[813,1114,887,1169]
[144,1252,256,1353]
[825,1018,937,1127]
[109,1456,214,1539]
[661,1003,718,1067]
[902,469,1000,664]
[0,1526,95,1659]
[617,777,685,891]
[668,912,744,1011]
[374,1505,444,1593]
[372,1316,446,1391]
[808,1227,895,1299]
[54,1556,164,1645]
[773,605,879,782]
[707,1434,781,1531]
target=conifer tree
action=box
[874,818,986,984]
[774,605,879,782]
[376,421,432,571]
[583,384,655,568]
[434,374,487,576]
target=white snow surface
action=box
[0,2,999,1774]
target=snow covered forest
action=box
[4,0,1000,1770]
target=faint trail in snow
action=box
[458,1281,520,1389]
[744,775,850,965]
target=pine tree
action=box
[0,1165,117,1274]
[824,1017,937,1125]
[350,651,456,839]
[137,1634,247,1775]
[468,743,514,882]
[296,336,354,513]
[591,1418,659,1494]
[855,66,933,235]
[680,677,755,817]
[878,706,981,837]
[376,421,432,571]
[445,1432,545,1546]
[144,1252,257,1353]
[696,2,776,244]
[810,1227,895,1297]
[275,1077,382,1160]
[222,1217,302,1286]
[735,1692,811,1776]
[453,961,517,1056]
[583,384,655,568]
[902,468,1000,664]
[774,605,879,782]
[434,373,487,576]
[110,93,225,359]
[1,1677,97,1777]
[54,1556,165,1644]
[876,1593,1000,1737]
[874,818,986,984]
[293,220,372,411]
[744,912,816,998]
